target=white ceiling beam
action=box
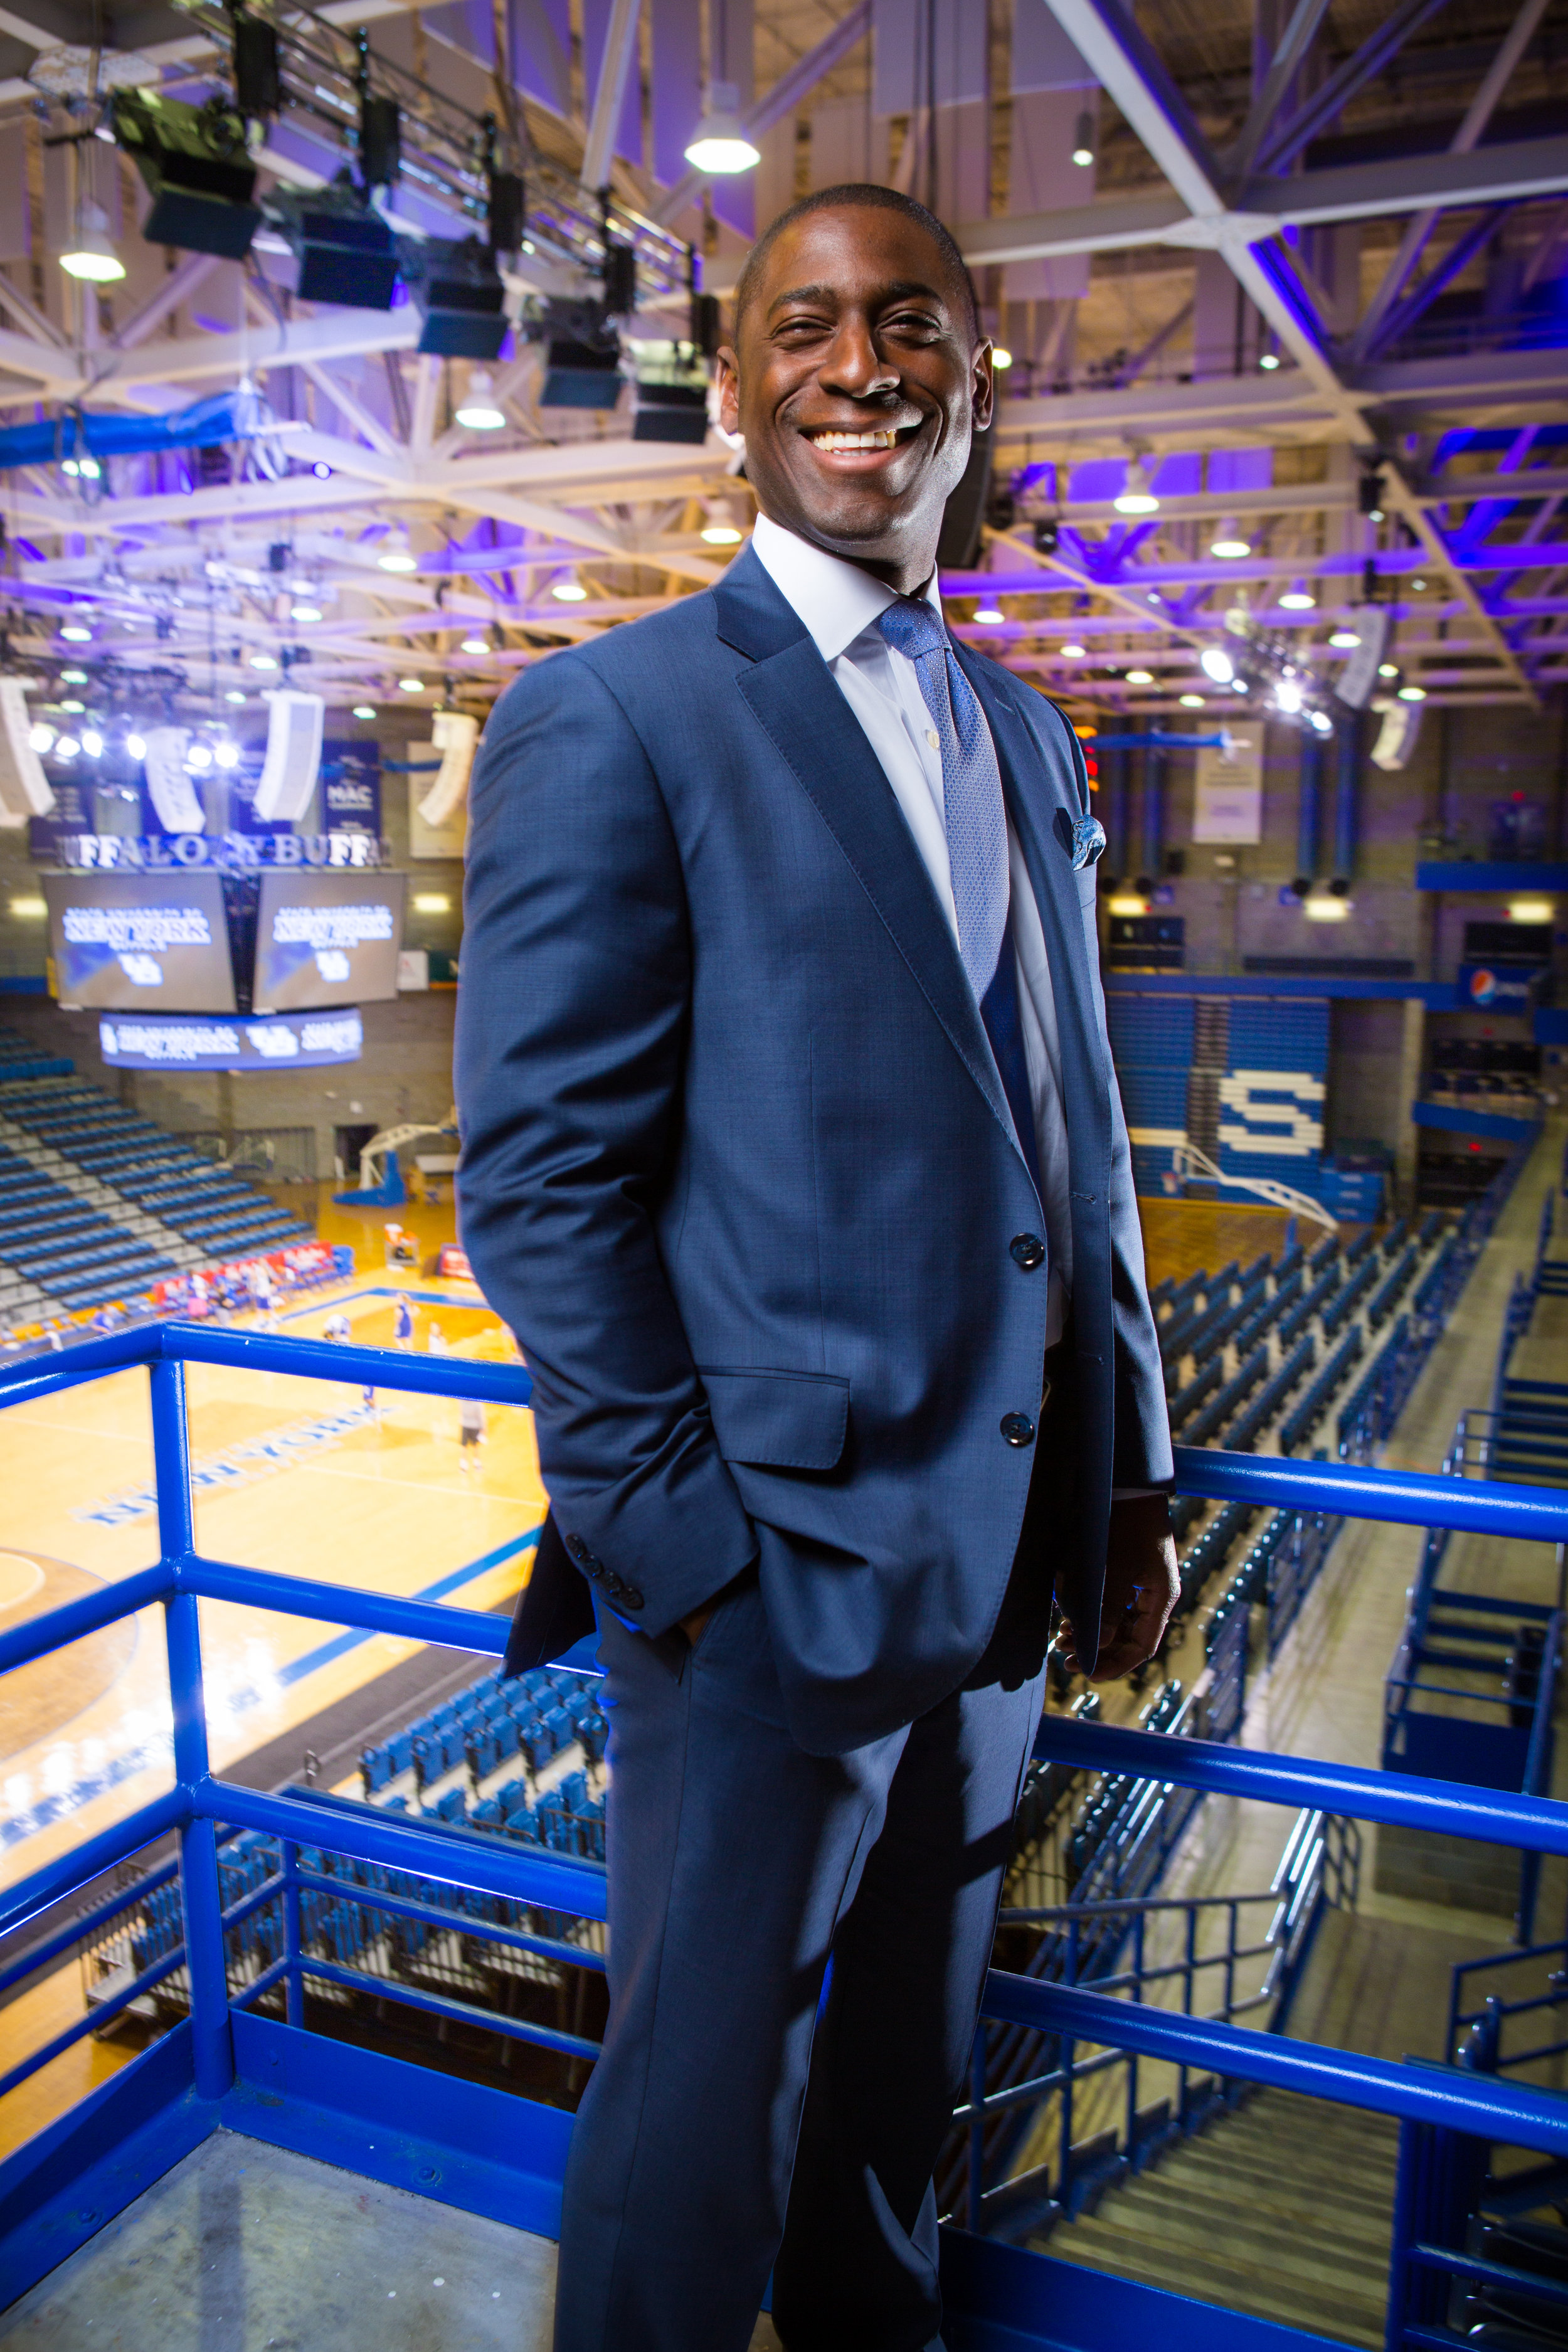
[580,0,642,194]
[110,253,224,353]
[300,360,405,461]
[92,307,422,393]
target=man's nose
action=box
[818,317,900,400]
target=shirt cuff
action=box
[1111,1486,1168,1501]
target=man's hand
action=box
[1056,1493,1179,1683]
[679,1605,714,1649]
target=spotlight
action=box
[1378,661,1399,679]
[684,82,760,174]
[1113,456,1159,516]
[1071,110,1095,167]
[60,201,125,282]
[551,571,588,603]
[700,504,743,546]
[292,603,322,622]
[378,528,418,575]
[225,691,247,705]
[1274,678,1303,715]
[1259,351,1281,370]
[60,699,85,714]
[1309,709,1333,735]
[1359,471,1385,523]
[28,722,55,751]
[60,668,88,683]
[460,633,489,654]
[312,462,332,479]
[109,89,260,260]
[186,740,213,771]
[1061,642,1086,658]
[1125,667,1154,684]
[78,726,102,760]
[352,704,377,719]
[410,236,509,360]
[1328,628,1361,649]
[56,736,80,758]
[975,603,1005,625]
[991,346,1014,370]
[538,302,624,408]
[264,188,398,310]
[1279,580,1316,611]
[1397,684,1426,702]
[250,652,278,670]
[60,623,93,644]
[214,738,240,768]
[125,732,147,758]
[1210,522,1250,559]
[1033,518,1060,555]
[399,676,425,692]
[455,370,507,430]
[1200,645,1235,684]
[1179,692,1204,707]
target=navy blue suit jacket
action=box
[455,546,1172,1755]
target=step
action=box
[1117,2154,1394,2250]
[1049,2228,1387,2349]
[1075,2177,1392,2287]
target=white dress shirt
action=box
[751,514,1074,1348]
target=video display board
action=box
[252,869,406,1011]
[43,870,237,1012]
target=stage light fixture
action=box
[110,90,260,259]
[455,370,507,430]
[266,186,398,309]
[1071,110,1095,167]
[1310,709,1333,735]
[1274,678,1303,714]
[214,738,240,769]
[61,203,125,282]
[487,168,525,258]
[684,83,760,173]
[1210,522,1250,558]
[410,236,509,359]
[56,736,80,759]
[29,723,54,751]
[632,342,711,444]
[126,732,147,758]
[1113,456,1158,515]
[1359,471,1385,522]
[1199,645,1235,684]
[1279,580,1316,610]
[186,740,213,771]
[992,346,1013,370]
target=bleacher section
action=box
[0,1029,314,1320]
[1106,995,1194,1194]
[1217,997,1329,1203]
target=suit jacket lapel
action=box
[716,553,1015,1146]
[953,644,1113,1168]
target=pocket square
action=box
[1071,814,1107,872]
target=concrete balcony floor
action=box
[0,2129,783,2352]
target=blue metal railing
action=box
[6,1323,1568,2346]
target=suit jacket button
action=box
[1010,1233,1045,1270]
[1000,1412,1036,1447]
[622,1584,645,1610]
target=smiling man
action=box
[455,186,1176,2352]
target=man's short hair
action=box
[731,183,981,345]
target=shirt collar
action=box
[750,514,944,664]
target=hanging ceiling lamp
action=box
[61,201,125,282]
[684,83,759,174]
[1113,456,1159,516]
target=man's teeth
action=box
[811,429,899,450]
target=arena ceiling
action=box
[0,0,1564,728]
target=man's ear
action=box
[715,344,741,439]
[971,341,995,435]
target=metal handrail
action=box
[7,1322,1568,2274]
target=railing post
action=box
[967,2023,987,2237]
[154,1354,234,2104]
[1126,1909,1145,2164]
[282,1838,304,2030]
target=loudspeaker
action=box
[253,692,325,824]
[143,728,206,834]
[936,425,992,570]
[420,711,479,829]
[1370,701,1422,771]
[1334,607,1391,711]
[0,680,53,825]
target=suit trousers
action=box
[550,1409,1067,2352]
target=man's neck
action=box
[757,511,939,600]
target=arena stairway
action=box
[1039,2088,1400,2348]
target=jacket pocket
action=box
[697,1367,849,1471]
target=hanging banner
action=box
[1194,724,1263,844]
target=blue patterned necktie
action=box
[876,596,1042,1200]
